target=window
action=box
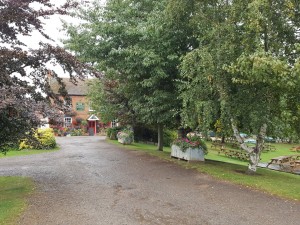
[64,117,72,128]
[89,101,94,111]
[111,119,117,128]
[76,102,85,111]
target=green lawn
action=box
[0,147,58,224]
[0,177,34,225]
[107,140,300,201]
[0,148,59,159]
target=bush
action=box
[106,127,123,140]
[133,125,177,147]
[133,125,156,143]
[19,128,56,150]
[163,129,177,147]
[1,142,20,155]
[36,128,56,148]
[70,128,83,136]
[19,140,34,150]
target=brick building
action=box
[49,77,107,135]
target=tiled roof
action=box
[50,78,93,96]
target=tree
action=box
[180,0,300,173]
[65,0,197,150]
[0,0,100,153]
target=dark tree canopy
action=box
[0,0,100,152]
[65,0,198,150]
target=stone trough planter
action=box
[117,137,133,145]
[171,144,205,161]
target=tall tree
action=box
[65,0,197,150]
[180,0,300,173]
[0,0,100,153]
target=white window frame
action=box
[64,117,72,128]
[89,101,95,112]
[111,119,117,128]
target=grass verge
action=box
[0,177,34,225]
[107,140,300,201]
[0,147,59,159]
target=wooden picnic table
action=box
[290,146,300,152]
[218,148,249,161]
[267,155,300,168]
[290,160,300,171]
[211,141,224,149]
[230,142,240,149]
[263,144,276,152]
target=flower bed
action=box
[171,145,205,161]
[171,135,207,161]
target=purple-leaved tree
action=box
[0,0,100,153]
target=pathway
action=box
[0,136,299,225]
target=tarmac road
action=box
[0,136,299,225]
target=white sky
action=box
[20,0,106,77]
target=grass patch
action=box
[0,147,59,159]
[0,177,34,225]
[107,140,300,201]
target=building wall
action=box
[61,95,114,131]
[62,95,91,129]
[70,95,90,120]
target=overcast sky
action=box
[21,0,106,77]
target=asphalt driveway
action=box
[0,136,299,225]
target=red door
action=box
[88,121,95,136]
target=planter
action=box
[171,144,205,161]
[117,137,133,145]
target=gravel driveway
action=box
[0,136,299,225]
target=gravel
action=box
[0,136,299,225]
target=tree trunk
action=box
[157,123,163,151]
[221,135,225,143]
[231,119,267,174]
[248,123,267,174]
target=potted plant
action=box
[171,135,207,161]
[117,127,134,145]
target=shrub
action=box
[133,125,177,147]
[19,128,56,150]
[36,128,56,148]
[163,129,177,147]
[1,142,21,155]
[70,128,83,136]
[133,125,156,143]
[106,127,123,140]
[19,140,34,150]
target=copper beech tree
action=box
[0,0,100,152]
